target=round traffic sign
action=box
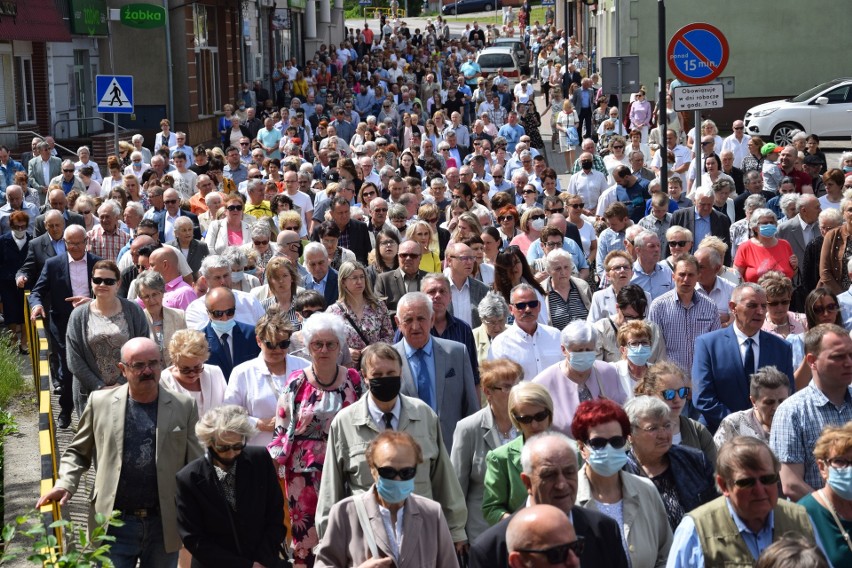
[667,23,729,85]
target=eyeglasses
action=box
[626,341,651,349]
[813,303,839,315]
[376,466,417,480]
[512,409,551,424]
[700,141,712,146]
[767,299,791,307]
[345,274,366,282]
[668,240,690,248]
[207,308,236,318]
[253,240,269,246]
[512,300,540,311]
[399,253,421,259]
[263,339,291,350]
[516,538,586,564]
[825,457,852,470]
[587,435,627,450]
[249,175,263,179]
[732,473,780,489]
[226,204,243,211]
[542,241,562,249]
[122,360,162,372]
[372,207,388,213]
[92,277,118,286]
[546,208,565,214]
[661,387,691,401]
[310,340,339,351]
[529,214,546,221]
[638,422,674,434]
[213,441,246,453]
[608,264,632,272]
[177,364,205,376]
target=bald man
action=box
[507,504,581,568]
[148,247,198,310]
[35,188,84,236]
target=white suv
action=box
[744,78,852,145]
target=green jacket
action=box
[481,436,527,526]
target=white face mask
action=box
[530,218,545,232]
[12,230,26,239]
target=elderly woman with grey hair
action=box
[245,222,277,280]
[160,329,226,417]
[541,248,591,330]
[713,365,791,448]
[131,133,152,164]
[734,207,797,282]
[169,215,209,279]
[531,320,628,438]
[267,312,363,567]
[74,145,102,183]
[472,292,510,366]
[175,404,286,568]
[136,269,186,367]
[222,245,260,292]
[730,192,767,259]
[623,396,717,530]
[198,191,224,235]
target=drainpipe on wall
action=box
[163,0,175,125]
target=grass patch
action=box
[0,331,28,408]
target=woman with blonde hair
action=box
[509,206,546,255]
[405,220,441,273]
[556,99,579,170]
[758,271,807,339]
[326,261,393,367]
[160,329,227,417]
[250,256,302,329]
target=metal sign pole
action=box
[693,109,701,189]
[658,0,667,194]
[114,113,119,159]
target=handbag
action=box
[338,302,371,347]
[354,495,380,560]
[566,125,580,146]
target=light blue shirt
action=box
[498,123,525,153]
[403,337,436,410]
[595,228,626,279]
[693,210,711,253]
[527,238,589,271]
[838,290,852,331]
[51,238,66,257]
[304,270,328,296]
[631,260,674,301]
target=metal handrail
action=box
[0,130,76,158]
[52,116,129,137]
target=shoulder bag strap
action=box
[817,489,852,553]
[354,494,380,560]
[339,302,371,346]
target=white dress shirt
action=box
[488,322,563,381]
[449,276,472,327]
[732,323,760,368]
[185,289,266,329]
[68,254,89,297]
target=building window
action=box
[194,4,220,116]
[13,56,35,123]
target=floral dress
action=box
[326,300,394,351]
[267,368,363,567]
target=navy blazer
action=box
[158,209,202,243]
[670,206,732,265]
[204,320,261,381]
[30,252,101,322]
[305,267,339,308]
[0,233,30,281]
[17,232,58,284]
[692,326,794,432]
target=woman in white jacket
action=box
[204,193,253,254]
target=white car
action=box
[744,78,852,145]
[476,47,521,84]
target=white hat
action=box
[518,95,530,104]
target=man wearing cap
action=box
[802,154,826,196]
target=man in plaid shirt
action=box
[87,200,129,261]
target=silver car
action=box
[493,37,530,75]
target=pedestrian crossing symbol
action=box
[96,75,134,114]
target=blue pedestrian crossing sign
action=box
[96,75,134,114]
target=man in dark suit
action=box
[469,432,629,568]
[167,229,208,279]
[693,282,795,432]
[26,141,61,198]
[777,194,821,311]
[175,405,285,567]
[570,78,596,139]
[203,287,261,381]
[506,505,583,568]
[158,187,202,242]
[393,292,478,452]
[302,242,339,308]
[34,189,84,236]
[29,224,101,427]
[374,240,427,316]
[309,196,370,265]
[670,187,732,265]
[445,243,490,328]
[733,170,776,221]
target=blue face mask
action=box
[587,444,629,477]
[569,351,597,372]
[376,476,415,504]
[758,224,777,238]
[626,345,652,367]
[210,318,236,335]
[827,466,852,500]
[844,166,852,174]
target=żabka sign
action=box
[120,3,166,29]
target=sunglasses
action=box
[530,215,546,221]
[661,387,691,401]
[498,215,515,222]
[177,364,204,376]
[513,409,551,424]
[208,308,236,318]
[164,199,178,205]
[376,466,417,481]
[399,253,421,259]
[523,190,537,195]
[701,141,712,146]
[516,538,585,564]
[92,277,118,286]
[732,473,779,489]
[668,240,690,248]
[226,204,244,211]
[569,203,584,209]
[213,441,246,453]
[813,303,840,315]
[513,300,540,311]
[263,339,291,350]
[612,145,624,150]
[80,210,92,215]
[253,240,269,246]
[734,126,744,130]
[63,169,75,173]
[586,436,627,451]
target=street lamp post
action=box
[658,0,667,192]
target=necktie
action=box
[743,338,755,378]
[221,333,233,369]
[383,412,394,430]
[414,349,433,409]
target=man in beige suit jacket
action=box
[37,338,203,567]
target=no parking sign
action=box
[667,23,729,85]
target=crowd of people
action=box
[5,12,851,568]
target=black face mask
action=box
[368,376,402,402]
[208,446,239,468]
[581,160,593,170]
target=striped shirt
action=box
[548,284,588,331]
[770,382,852,490]
[647,288,721,374]
[86,225,130,261]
